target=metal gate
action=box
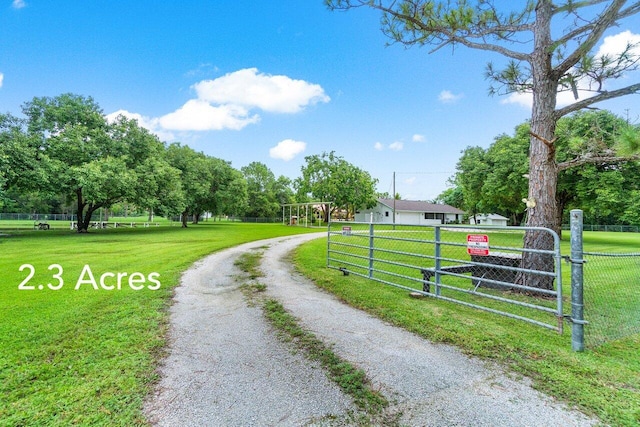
[327,222,564,332]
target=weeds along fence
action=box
[327,222,564,333]
[582,251,640,347]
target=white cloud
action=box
[0,73,4,88]
[412,134,425,143]
[184,63,219,78]
[269,139,306,161]
[404,177,417,185]
[193,68,330,113]
[159,100,259,131]
[106,109,158,130]
[389,141,404,151]
[12,0,26,9]
[502,84,598,109]
[438,90,463,104]
[106,109,178,141]
[374,142,384,151]
[106,68,328,140]
[596,30,640,59]
[501,91,532,108]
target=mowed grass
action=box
[295,232,640,427]
[0,223,318,426]
[2,223,638,426]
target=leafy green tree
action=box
[452,146,490,223]
[448,110,640,228]
[241,162,282,218]
[19,95,184,232]
[620,187,640,224]
[133,157,185,220]
[433,186,464,210]
[0,113,49,210]
[202,157,243,221]
[214,167,248,218]
[165,143,214,227]
[295,151,378,221]
[556,110,640,224]
[21,94,131,232]
[327,0,640,289]
[482,126,530,224]
[273,175,296,207]
[165,144,242,226]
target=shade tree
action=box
[240,161,292,218]
[6,94,187,231]
[445,110,640,227]
[294,151,378,221]
[21,94,135,232]
[165,143,244,226]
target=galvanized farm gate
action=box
[327,222,565,333]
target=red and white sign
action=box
[467,234,489,256]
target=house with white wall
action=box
[355,198,464,225]
[469,213,509,226]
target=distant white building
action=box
[355,198,464,225]
[469,213,509,227]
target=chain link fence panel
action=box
[583,252,640,347]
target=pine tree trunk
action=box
[521,0,558,291]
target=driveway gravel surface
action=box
[144,233,598,426]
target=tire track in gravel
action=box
[145,233,599,427]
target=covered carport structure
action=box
[281,202,331,227]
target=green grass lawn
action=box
[0,223,317,426]
[295,232,640,427]
[2,224,638,426]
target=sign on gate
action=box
[342,226,352,236]
[467,234,489,256]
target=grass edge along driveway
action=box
[0,222,318,426]
[1,224,637,426]
[294,235,639,427]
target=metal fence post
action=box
[326,222,331,268]
[570,209,585,352]
[434,226,441,296]
[369,223,374,279]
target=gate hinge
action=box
[563,315,589,325]
[562,256,587,265]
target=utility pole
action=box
[392,171,396,227]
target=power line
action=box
[393,171,455,175]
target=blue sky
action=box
[1,1,639,201]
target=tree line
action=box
[438,110,640,226]
[0,94,379,232]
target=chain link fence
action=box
[0,213,76,221]
[583,252,640,347]
[0,213,167,230]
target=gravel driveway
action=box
[144,233,598,426]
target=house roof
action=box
[378,198,465,214]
